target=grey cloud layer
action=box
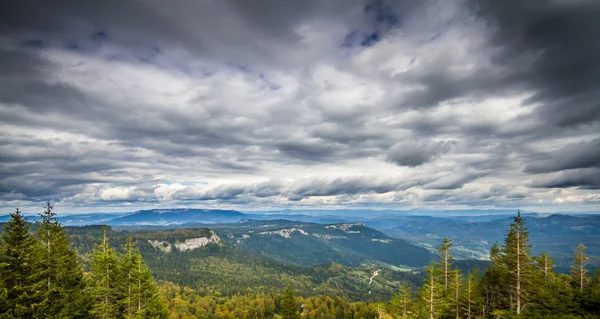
[0,0,599,211]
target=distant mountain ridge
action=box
[2,208,599,267]
[106,208,245,225]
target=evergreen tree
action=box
[119,238,167,319]
[460,270,483,319]
[535,251,555,283]
[120,237,137,318]
[571,244,589,293]
[481,242,506,314]
[419,262,445,319]
[448,269,460,319]
[280,285,297,319]
[584,267,600,315]
[501,210,534,316]
[437,238,453,294]
[33,202,90,318]
[388,285,414,319]
[89,226,121,318]
[0,209,40,318]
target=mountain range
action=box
[3,208,599,267]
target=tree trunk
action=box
[47,230,51,291]
[455,272,459,319]
[579,251,584,292]
[544,255,548,282]
[516,229,521,316]
[467,279,472,319]
[138,261,142,311]
[445,251,449,292]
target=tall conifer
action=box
[33,202,90,317]
[501,210,534,316]
[89,226,121,318]
[572,244,589,293]
[0,209,40,318]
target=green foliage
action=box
[0,204,167,318]
[437,238,453,294]
[88,227,122,318]
[65,226,423,301]
[280,285,297,319]
[0,209,40,318]
[88,229,167,319]
[572,244,590,293]
[33,202,91,318]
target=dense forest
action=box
[1,205,599,318]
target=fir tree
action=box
[501,210,534,316]
[120,237,138,318]
[584,267,600,314]
[420,262,445,319]
[89,226,121,319]
[33,202,90,318]
[481,242,506,314]
[535,251,554,283]
[0,209,40,318]
[571,244,589,293]
[119,238,167,319]
[437,238,453,294]
[388,285,413,319]
[448,269,460,319]
[280,285,297,319]
[460,270,483,319]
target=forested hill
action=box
[65,225,424,300]
[209,219,434,268]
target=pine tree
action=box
[481,242,506,314]
[33,202,90,318]
[121,237,137,318]
[571,244,588,293]
[89,226,121,318]
[119,238,167,319]
[501,210,534,316]
[460,270,483,319]
[437,238,453,294]
[398,285,413,319]
[133,256,168,319]
[388,285,413,319]
[420,262,445,319]
[280,285,297,319]
[535,251,554,283]
[448,269,461,319]
[0,208,40,318]
[584,267,600,314]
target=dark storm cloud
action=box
[524,138,600,173]
[0,0,365,68]
[0,0,599,210]
[530,168,600,190]
[472,0,600,127]
[386,140,454,167]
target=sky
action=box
[0,0,599,214]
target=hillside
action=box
[207,219,433,268]
[65,225,424,301]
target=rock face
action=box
[371,238,392,243]
[258,228,309,238]
[148,240,172,252]
[312,233,347,240]
[325,223,364,232]
[148,230,221,252]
